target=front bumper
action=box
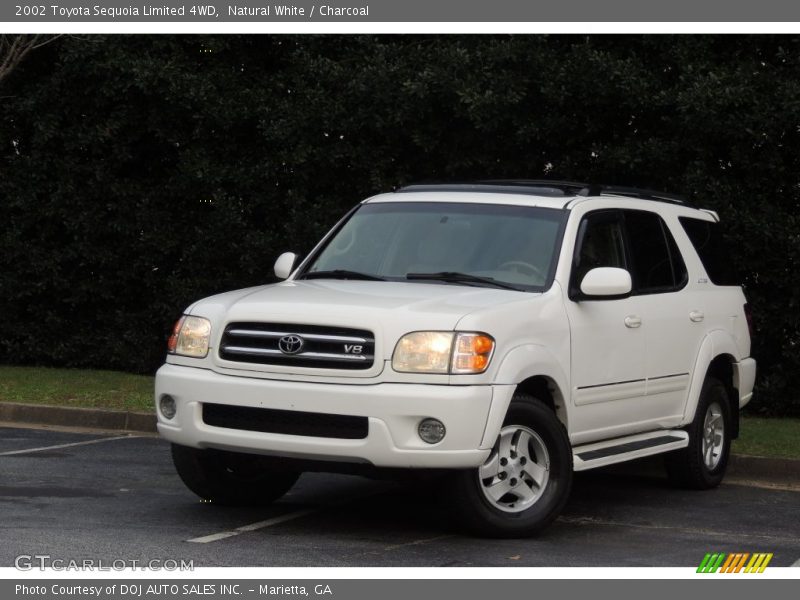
[155,363,493,468]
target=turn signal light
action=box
[167,317,185,354]
[452,333,495,374]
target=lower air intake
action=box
[202,403,369,440]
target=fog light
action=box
[159,395,177,420]
[418,418,446,444]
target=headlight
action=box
[167,316,211,358]
[392,331,453,373]
[392,331,495,374]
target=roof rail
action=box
[395,180,691,206]
[476,179,590,194]
[396,180,588,198]
[582,184,690,206]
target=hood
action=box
[194,279,531,326]
[190,279,535,361]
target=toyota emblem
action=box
[278,334,305,355]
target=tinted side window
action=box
[623,210,687,294]
[679,217,740,286]
[664,223,689,289]
[571,211,626,294]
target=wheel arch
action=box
[514,376,568,429]
[684,331,741,439]
[481,345,569,449]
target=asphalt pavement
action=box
[1,424,798,567]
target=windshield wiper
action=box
[300,269,386,281]
[405,271,523,291]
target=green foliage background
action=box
[0,35,797,415]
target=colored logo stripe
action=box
[697,552,772,573]
[720,553,736,572]
[745,553,773,573]
[719,553,750,573]
[697,553,726,573]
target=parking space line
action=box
[791,558,800,568]
[0,434,139,456]
[186,508,318,543]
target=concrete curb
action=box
[728,454,800,483]
[0,402,156,433]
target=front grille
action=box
[202,403,369,440]
[219,322,375,370]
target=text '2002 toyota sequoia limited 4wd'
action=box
[156,181,756,537]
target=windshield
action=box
[301,202,566,291]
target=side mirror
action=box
[274,252,298,280]
[580,267,632,298]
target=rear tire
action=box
[447,394,573,538]
[665,376,732,489]
[171,444,300,506]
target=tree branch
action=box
[0,34,61,86]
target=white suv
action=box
[155,181,756,537]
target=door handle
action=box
[689,310,705,323]
[624,315,642,328]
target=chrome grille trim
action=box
[219,322,375,370]
[226,329,368,344]
[221,346,370,362]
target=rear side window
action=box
[623,210,688,294]
[679,217,740,286]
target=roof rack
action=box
[477,179,590,195]
[396,180,588,198]
[396,180,691,207]
[581,184,690,206]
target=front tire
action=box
[447,394,573,538]
[665,376,732,489]
[171,444,300,506]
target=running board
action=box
[572,430,689,471]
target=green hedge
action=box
[1,35,797,415]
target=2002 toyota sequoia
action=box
[156,181,756,537]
